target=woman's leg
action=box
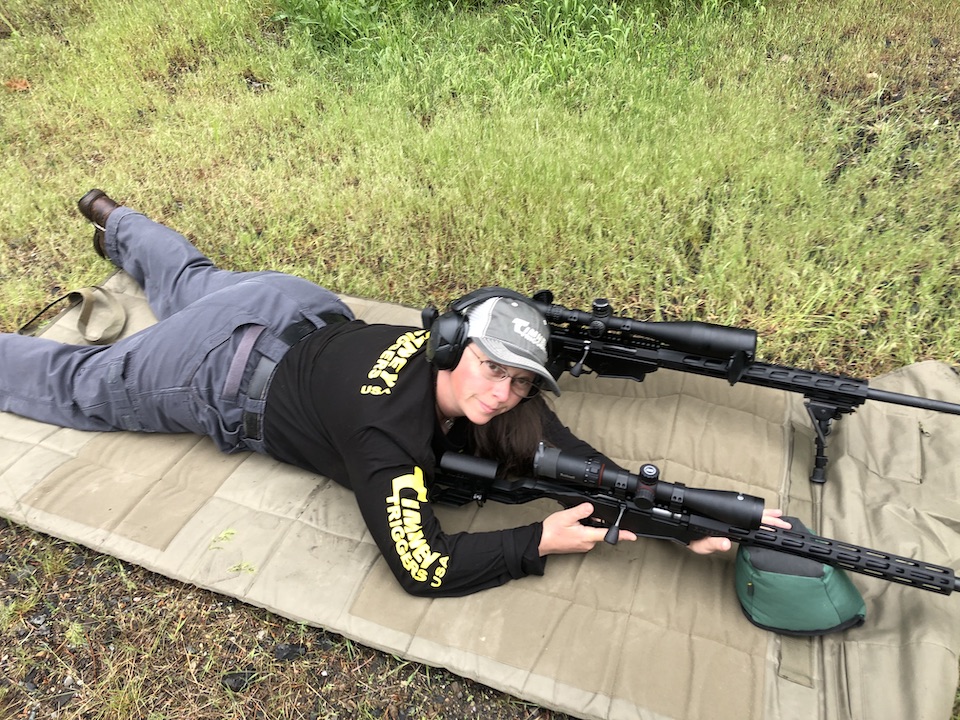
[0,334,130,431]
[0,296,263,440]
[100,207,269,320]
[0,268,353,447]
[0,195,355,444]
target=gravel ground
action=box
[0,518,572,720]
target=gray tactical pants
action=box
[0,206,353,454]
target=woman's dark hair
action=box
[469,394,547,478]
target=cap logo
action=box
[512,318,547,353]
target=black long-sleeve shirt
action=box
[262,320,598,597]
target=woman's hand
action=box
[687,509,792,555]
[539,503,637,556]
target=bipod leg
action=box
[805,401,839,484]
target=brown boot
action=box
[77,189,120,258]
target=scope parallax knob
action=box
[640,464,659,482]
[591,298,612,318]
[588,298,611,338]
[633,463,659,509]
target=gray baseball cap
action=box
[465,297,561,396]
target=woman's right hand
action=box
[538,502,638,556]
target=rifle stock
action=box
[432,449,960,596]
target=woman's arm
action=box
[346,428,550,597]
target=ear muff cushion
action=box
[427,310,468,369]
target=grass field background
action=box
[1,0,958,716]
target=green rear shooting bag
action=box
[735,517,866,636]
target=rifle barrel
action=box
[867,387,960,415]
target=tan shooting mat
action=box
[2,270,958,720]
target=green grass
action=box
[2,0,957,375]
[1,0,959,717]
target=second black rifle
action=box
[529,291,960,484]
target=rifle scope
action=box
[614,318,757,360]
[533,297,758,360]
[534,445,764,530]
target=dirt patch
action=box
[789,17,960,182]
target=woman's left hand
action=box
[687,509,792,555]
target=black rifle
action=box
[431,446,960,596]
[527,291,960,484]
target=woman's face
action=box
[436,344,534,425]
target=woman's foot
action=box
[77,189,120,258]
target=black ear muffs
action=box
[426,309,470,369]
[423,286,531,370]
